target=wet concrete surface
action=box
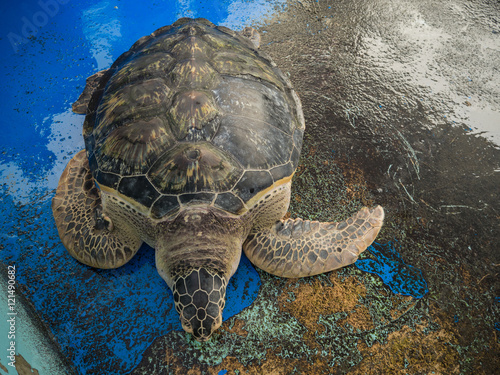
[132,0,499,373]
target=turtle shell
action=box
[83,18,305,218]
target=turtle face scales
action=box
[172,268,227,341]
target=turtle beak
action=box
[172,268,227,341]
[181,314,222,342]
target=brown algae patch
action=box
[163,346,203,375]
[336,304,374,333]
[278,274,370,336]
[388,295,416,320]
[352,321,461,375]
[209,348,338,375]
[220,318,249,338]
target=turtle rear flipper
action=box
[52,150,142,269]
[240,27,261,49]
[72,70,109,114]
[243,206,384,278]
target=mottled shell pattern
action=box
[83,18,305,219]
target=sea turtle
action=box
[52,18,384,341]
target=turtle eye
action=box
[212,315,222,328]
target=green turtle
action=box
[52,18,384,341]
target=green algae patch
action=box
[352,321,461,374]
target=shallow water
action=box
[1,0,499,374]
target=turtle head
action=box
[155,208,244,341]
[172,268,227,341]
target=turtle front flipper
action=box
[72,69,109,114]
[243,206,384,278]
[52,150,142,269]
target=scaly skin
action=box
[52,150,142,269]
[244,206,385,278]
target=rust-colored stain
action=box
[220,318,249,338]
[210,349,338,375]
[278,274,366,325]
[353,320,460,374]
